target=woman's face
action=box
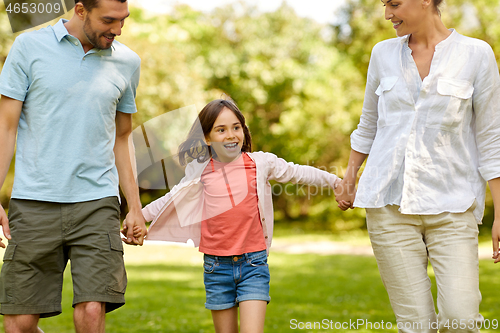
[383,0,426,37]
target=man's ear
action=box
[75,3,87,21]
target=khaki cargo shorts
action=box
[0,197,127,318]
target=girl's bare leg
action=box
[239,300,267,333]
[212,307,238,333]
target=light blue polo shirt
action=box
[0,19,141,203]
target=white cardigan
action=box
[142,151,340,250]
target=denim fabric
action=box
[203,250,271,310]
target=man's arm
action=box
[0,96,22,248]
[114,111,147,245]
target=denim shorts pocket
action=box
[203,261,215,274]
[249,255,268,267]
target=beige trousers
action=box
[366,203,483,333]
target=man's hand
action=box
[0,205,11,248]
[492,219,500,263]
[121,209,147,246]
[334,179,356,211]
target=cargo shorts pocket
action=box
[0,244,17,302]
[106,232,127,295]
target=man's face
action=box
[83,0,130,50]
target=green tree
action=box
[116,3,368,229]
[332,0,500,231]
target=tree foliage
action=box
[0,0,499,231]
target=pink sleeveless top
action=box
[199,153,267,256]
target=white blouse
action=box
[350,30,500,223]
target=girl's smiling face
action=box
[206,107,245,163]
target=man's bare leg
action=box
[74,302,105,333]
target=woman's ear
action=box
[204,137,211,146]
[421,0,432,10]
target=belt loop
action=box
[244,253,249,261]
[215,256,219,264]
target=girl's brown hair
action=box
[178,99,252,166]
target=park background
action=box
[0,0,500,331]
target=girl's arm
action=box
[141,160,199,222]
[334,149,367,210]
[489,178,500,263]
[263,152,340,188]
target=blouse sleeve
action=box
[350,45,381,154]
[473,43,500,181]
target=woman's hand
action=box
[334,179,356,211]
[492,219,500,263]
[488,178,500,264]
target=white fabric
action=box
[366,204,483,333]
[142,152,340,249]
[350,30,500,223]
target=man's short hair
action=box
[75,0,127,12]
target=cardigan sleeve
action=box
[141,160,199,222]
[256,152,340,188]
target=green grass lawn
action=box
[1,242,499,333]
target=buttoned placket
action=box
[64,36,103,65]
[399,36,447,213]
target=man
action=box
[0,0,147,332]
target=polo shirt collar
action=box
[52,18,114,56]
[53,19,70,42]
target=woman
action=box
[335,0,500,331]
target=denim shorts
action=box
[203,250,271,310]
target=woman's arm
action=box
[336,46,381,210]
[489,178,500,263]
[334,149,367,210]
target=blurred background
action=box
[0,0,498,236]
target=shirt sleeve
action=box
[0,35,30,101]
[350,45,380,154]
[473,43,500,181]
[116,61,140,114]
[261,152,340,188]
[141,160,198,222]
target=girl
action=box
[335,0,500,331]
[135,99,341,333]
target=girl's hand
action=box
[492,219,500,263]
[334,179,356,211]
[132,225,143,239]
